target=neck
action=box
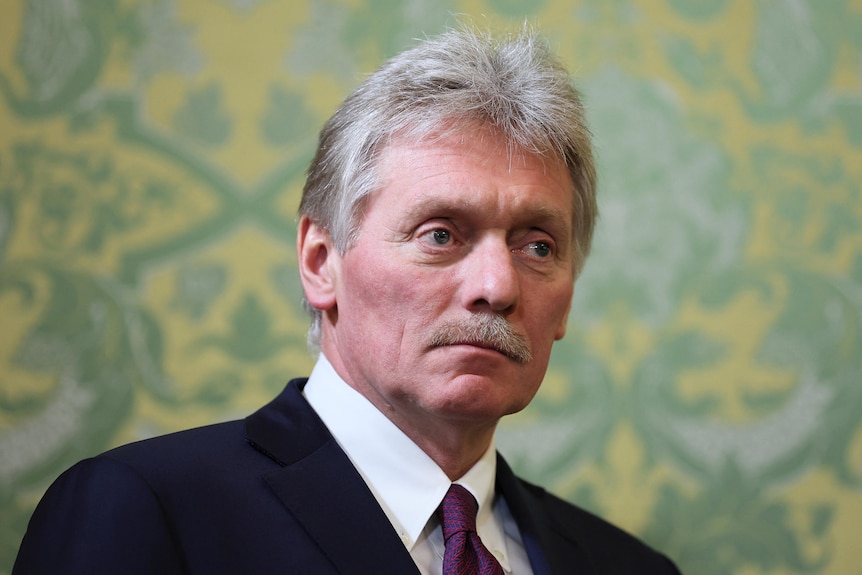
[343,375,499,480]
[320,346,499,480]
[385,411,498,481]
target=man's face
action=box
[316,128,576,434]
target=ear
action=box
[297,215,339,312]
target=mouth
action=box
[427,314,532,364]
[434,341,530,365]
[448,340,509,355]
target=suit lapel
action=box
[496,455,596,575]
[246,380,420,575]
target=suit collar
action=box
[496,454,594,575]
[245,380,420,575]
[245,381,593,575]
[245,378,322,465]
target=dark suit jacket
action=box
[14,379,680,574]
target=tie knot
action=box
[439,484,479,540]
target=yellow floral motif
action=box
[2,1,861,574]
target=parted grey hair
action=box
[299,26,598,351]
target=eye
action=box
[425,228,451,245]
[526,241,552,258]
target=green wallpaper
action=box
[2,1,861,573]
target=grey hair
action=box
[299,26,597,352]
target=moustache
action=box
[428,314,532,364]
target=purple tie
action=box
[438,484,505,575]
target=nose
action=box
[460,237,520,314]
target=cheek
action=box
[529,283,574,342]
[339,255,430,327]
[553,285,574,339]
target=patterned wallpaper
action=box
[1,1,861,573]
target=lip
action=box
[438,341,511,359]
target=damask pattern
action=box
[1,1,860,574]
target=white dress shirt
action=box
[303,354,534,575]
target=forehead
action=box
[372,129,574,216]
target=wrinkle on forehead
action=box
[385,121,569,177]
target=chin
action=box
[435,378,536,421]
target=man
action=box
[15,27,681,574]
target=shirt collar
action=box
[302,354,510,569]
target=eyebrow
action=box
[404,195,573,237]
